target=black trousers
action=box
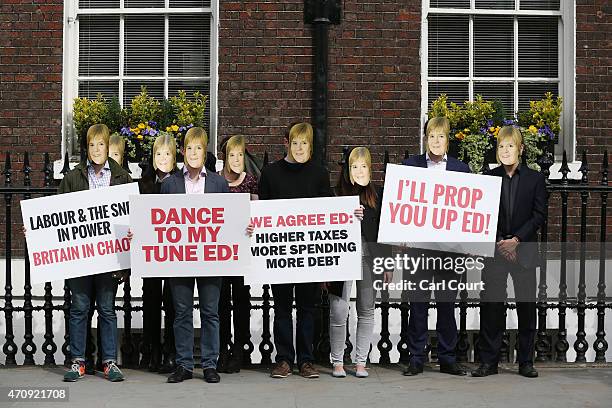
[271,282,318,367]
[405,253,459,366]
[218,276,251,357]
[142,278,175,357]
[478,257,536,365]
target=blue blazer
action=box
[160,169,230,194]
[401,153,471,173]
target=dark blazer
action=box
[160,168,230,194]
[487,165,547,268]
[401,153,471,173]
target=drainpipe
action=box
[304,0,341,168]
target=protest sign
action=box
[20,183,139,283]
[129,193,251,277]
[378,164,501,257]
[246,196,362,285]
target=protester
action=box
[139,134,178,373]
[217,135,258,373]
[401,117,469,377]
[326,147,392,378]
[473,126,546,378]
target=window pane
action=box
[123,81,164,106]
[170,0,212,6]
[78,81,119,99]
[429,0,470,8]
[79,15,120,76]
[428,82,469,107]
[169,81,210,131]
[169,15,211,77]
[518,17,558,78]
[475,0,515,9]
[474,82,514,114]
[125,0,165,7]
[79,0,120,8]
[474,16,513,77]
[520,0,560,11]
[124,15,164,76]
[428,15,469,77]
[518,82,558,112]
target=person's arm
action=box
[514,173,547,242]
[58,175,70,194]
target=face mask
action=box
[109,146,123,165]
[155,146,174,173]
[290,137,311,163]
[227,147,244,174]
[185,142,205,170]
[88,137,108,165]
[350,159,371,186]
[427,132,448,157]
[498,139,522,166]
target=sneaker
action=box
[270,361,292,378]
[355,364,369,378]
[332,364,346,378]
[103,361,125,382]
[64,360,86,382]
[299,362,319,379]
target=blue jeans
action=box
[67,272,118,362]
[170,277,222,371]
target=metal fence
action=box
[1,149,610,367]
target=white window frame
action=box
[61,0,219,165]
[420,0,575,162]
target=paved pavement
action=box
[0,364,611,408]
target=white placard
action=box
[246,196,362,285]
[20,183,139,284]
[378,164,502,257]
[129,193,251,278]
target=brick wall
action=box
[217,0,421,183]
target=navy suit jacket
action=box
[160,168,230,194]
[401,153,470,173]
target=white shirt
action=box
[426,152,448,170]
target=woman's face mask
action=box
[109,145,123,165]
[350,158,370,186]
[427,131,448,158]
[155,146,174,173]
[290,136,311,163]
[498,138,522,166]
[227,147,244,174]
[88,136,108,165]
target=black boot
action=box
[159,353,176,374]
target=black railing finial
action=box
[43,153,52,187]
[579,150,588,185]
[60,150,70,175]
[23,152,31,187]
[4,152,12,186]
[560,150,570,185]
[602,150,608,185]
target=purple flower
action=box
[179,126,186,132]
[150,129,158,136]
[486,119,494,127]
[148,121,157,127]
[502,119,515,126]
[120,127,133,136]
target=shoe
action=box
[158,355,176,374]
[167,366,193,383]
[148,349,161,372]
[440,362,467,376]
[203,368,221,383]
[332,364,346,378]
[270,361,292,378]
[355,364,369,378]
[299,362,319,378]
[402,363,423,376]
[102,361,125,382]
[519,363,539,378]
[471,363,499,377]
[64,360,86,382]
[224,356,242,374]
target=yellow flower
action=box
[171,124,179,132]
[455,132,465,141]
[137,134,143,140]
[138,123,146,129]
[463,128,470,133]
[528,125,538,134]
[489,127,496,133]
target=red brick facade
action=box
[0,1,609,253]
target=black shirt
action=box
[258,158,333,200]
[501,164,521,239]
